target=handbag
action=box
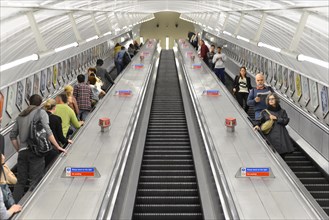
[261,109,274,134]
[0,166,15,208]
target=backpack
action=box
[27,109,52,157]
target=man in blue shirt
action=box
[247,73,273,120]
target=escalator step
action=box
[304,184,329,191]
[141,170,195,176]
[142,165,194,170]
[145,146,191,150]
[284,155,308,161]
[144,150,192,155]
[138,182,197,189]
[136,196,200,204]
[310,191,329,198]
[133,212,203,220]
[286,161,313,166]
[142,159,193,165]
[315,198,329,206]
[145,142,191,146]
[299,178,329,184]
[139,176,196,182]
[137,189,198,197]
[143,155,192,159]
[134,204,201,213]
[289,166,318,172]
[294,172,323,178]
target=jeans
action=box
[214,68,226,85]
[79,109,90,121]
[13,149,45,202]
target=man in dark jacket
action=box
[10,94,66,202]
[95,59,115,91]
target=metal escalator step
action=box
[304,184,329,191]
[142,165,194,170]
[145,142,191,146]
[289,166,318,172]
[310,191,329,198]
[142,159,193,165]
[299,177,329,184]
[144,150,192,155]
[146,134,189,138]
[145,146,190,150]
[286,161,313,166]
[294,172,323,178]
[137,189,198,197]
[136,196,200,204]
[143,155,192,159]
[134,204,201,213]
[133,212,203,220]
[315,198,329,206]
[138,182,197,189]
[146,138,190,142]
[139,176,196,182]
[141,170,195,176]
[284,155,308,161]
[290,151,304,156]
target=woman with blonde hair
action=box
[64,85,79,116]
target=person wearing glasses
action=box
[254,93,294,157]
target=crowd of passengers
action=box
[0,41,142,219]
[188,32,295,155]
[1,36,295,217]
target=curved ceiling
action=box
[0,0,328,86]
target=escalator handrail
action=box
[97,42,159,220]
[175,43,240,220]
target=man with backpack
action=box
[9,94,66,202]
[115,46,131,75]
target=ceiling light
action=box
[54,42,78,52]
[257,42,281,52]
[236,35,250,42]
[207,26,213,30]
[223,31,232,36]
[104,31,112,36]
[0,54,39,72]
[86,35,99,42]
[297,54,329,69]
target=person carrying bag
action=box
[254,93,295,157]
[0,154,16,208]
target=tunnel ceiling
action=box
[0,0,328,85]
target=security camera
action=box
[156,24,159,28]
[175,23,178,28]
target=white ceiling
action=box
[0,0,328,85]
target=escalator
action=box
[224,73,329,216]
[132,50,203,220]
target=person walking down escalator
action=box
[254,93,294,157]
[115,46,131,75]
[233,66,252,113]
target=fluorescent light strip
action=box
[257,42,281,52]
[0,54,39,72]
[223,31,232,36]
[298,54,329,69]
[86,35,99,42]
[104,31,112,36]
[54,42,78,52]
[236,35,250,42]
[166,37,169,50]
[140,37,144,44]
[207,26,213,30]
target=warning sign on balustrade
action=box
[236,167,274,178]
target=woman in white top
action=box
[233,66,252,112]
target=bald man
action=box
[247,73,273,119]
